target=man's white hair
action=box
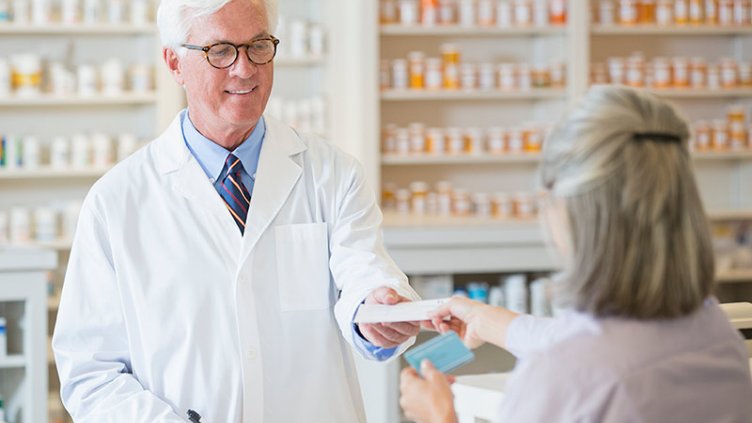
[157,0,278,50]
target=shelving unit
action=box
[381,88,566,101]
[591,24,752,35]
[0,24,156,35]
[0,168,109,180]
[0,92,158,106]
[380,24,566,36]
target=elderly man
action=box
[52,0,421,421]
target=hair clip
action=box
[632,132,682,143]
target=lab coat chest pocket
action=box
[275,222,332,311]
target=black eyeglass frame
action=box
[182,36,280,69]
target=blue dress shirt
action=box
[179,109,396,361]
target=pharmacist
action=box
[52,0,421,422]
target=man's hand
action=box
[358,286,420,348]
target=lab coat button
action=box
[247,348,257,360]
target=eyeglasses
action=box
[182,36,280,69]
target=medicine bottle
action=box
[513,0,532,25]
[531,64,550,87]
[439,0,455,23]
[473,192,492,218]
[533,0,548,26]
[705,0,718,23]
[674,0,689,23]
[383,124,398,154]
[487,127,506,153]
[618,0,638,24]
[719,0,734,25]
[672,57,690,88]
[392,59,409,90]
[727,105,746,149]
[452,189,472,216]
[408,122,426,153]
[478,63,496,90]
[460,63,477,90]
[408,51,426,89]
[712,119,729,150]
[524,126,543,152]
[720,58,738,88]
[550,0,566,24]
[396,189,411,215]
[637,0,656,22]
[395,128,411,156]
[733,0,750,25]
[492,193,512,219]
[498,63,516,90]
[496,0,513,26]
[707,63,721,88]
[458,0,476,26]
[382,183,397,210]
[441,44,461,89]
[464,127,484,154]
[656,0,674,24]
[400,0,420,25]
[688,0,704,23]
[421,0,438,25]
[446,127,465,154]
[426,127,446,154]
[478,0,495,25]
[690,57,706,88]
[517,63,532,91]
[381,0,398,23]
[425,57,443,90]
[653,57,671,88]
[694,120,711,151]
[739,61,752,86]
[626,56,644,87]
[607,56,625,84]
[508,127,524,152]
[410,181,429,215]
[591,62,608,84]
[436,181,453,215]
[599,0,615,24]
[514,192,535,219]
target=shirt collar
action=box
[181,109,266,181]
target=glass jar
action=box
[408,51,426,89]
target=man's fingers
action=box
[360,324,399,348]
[374,323,408,344]
[383,321,420,336]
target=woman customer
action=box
[400,85,752,423]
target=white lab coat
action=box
[52,114,419,423]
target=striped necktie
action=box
[219,153,251,234]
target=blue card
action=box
[404,331,475,375]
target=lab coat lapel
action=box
[154,114,242,266]
[240,117,306,261]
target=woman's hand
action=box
[429,297,520,350]
[399,360,457,423]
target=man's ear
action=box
[163,47,184,86]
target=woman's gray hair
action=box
[541,85,715,319]
[157,0,278,50]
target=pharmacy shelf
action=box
[0,23,156,35]
[692,150,752,160]
[276,56,326,66]
[381,88,566,101]
[382,153,541,165]
[708,209,752,221]
[0,92,157,106]
[0,354,26,369]
[383,212,538,229]
[34,239,73,251]
[645,88,752,98]
[0,168,108,180]
[716,270,752,283]
[591,24,752,36]
[380,24,566,36]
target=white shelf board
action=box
[276,56,326,66]
[33,239,73,251]
[0,23,156,35]
[692,150,752,160]
[382,153,541,165]
[592,24,752,35]
[380,24,566,36]
[0,92,158,106]
[708,210,752,221]
[383,212,538,229]
[716,270,752,283]
[381,88,565,101]
[0,354,26,369]
[645,88,752,98]
[0,167,108,180]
